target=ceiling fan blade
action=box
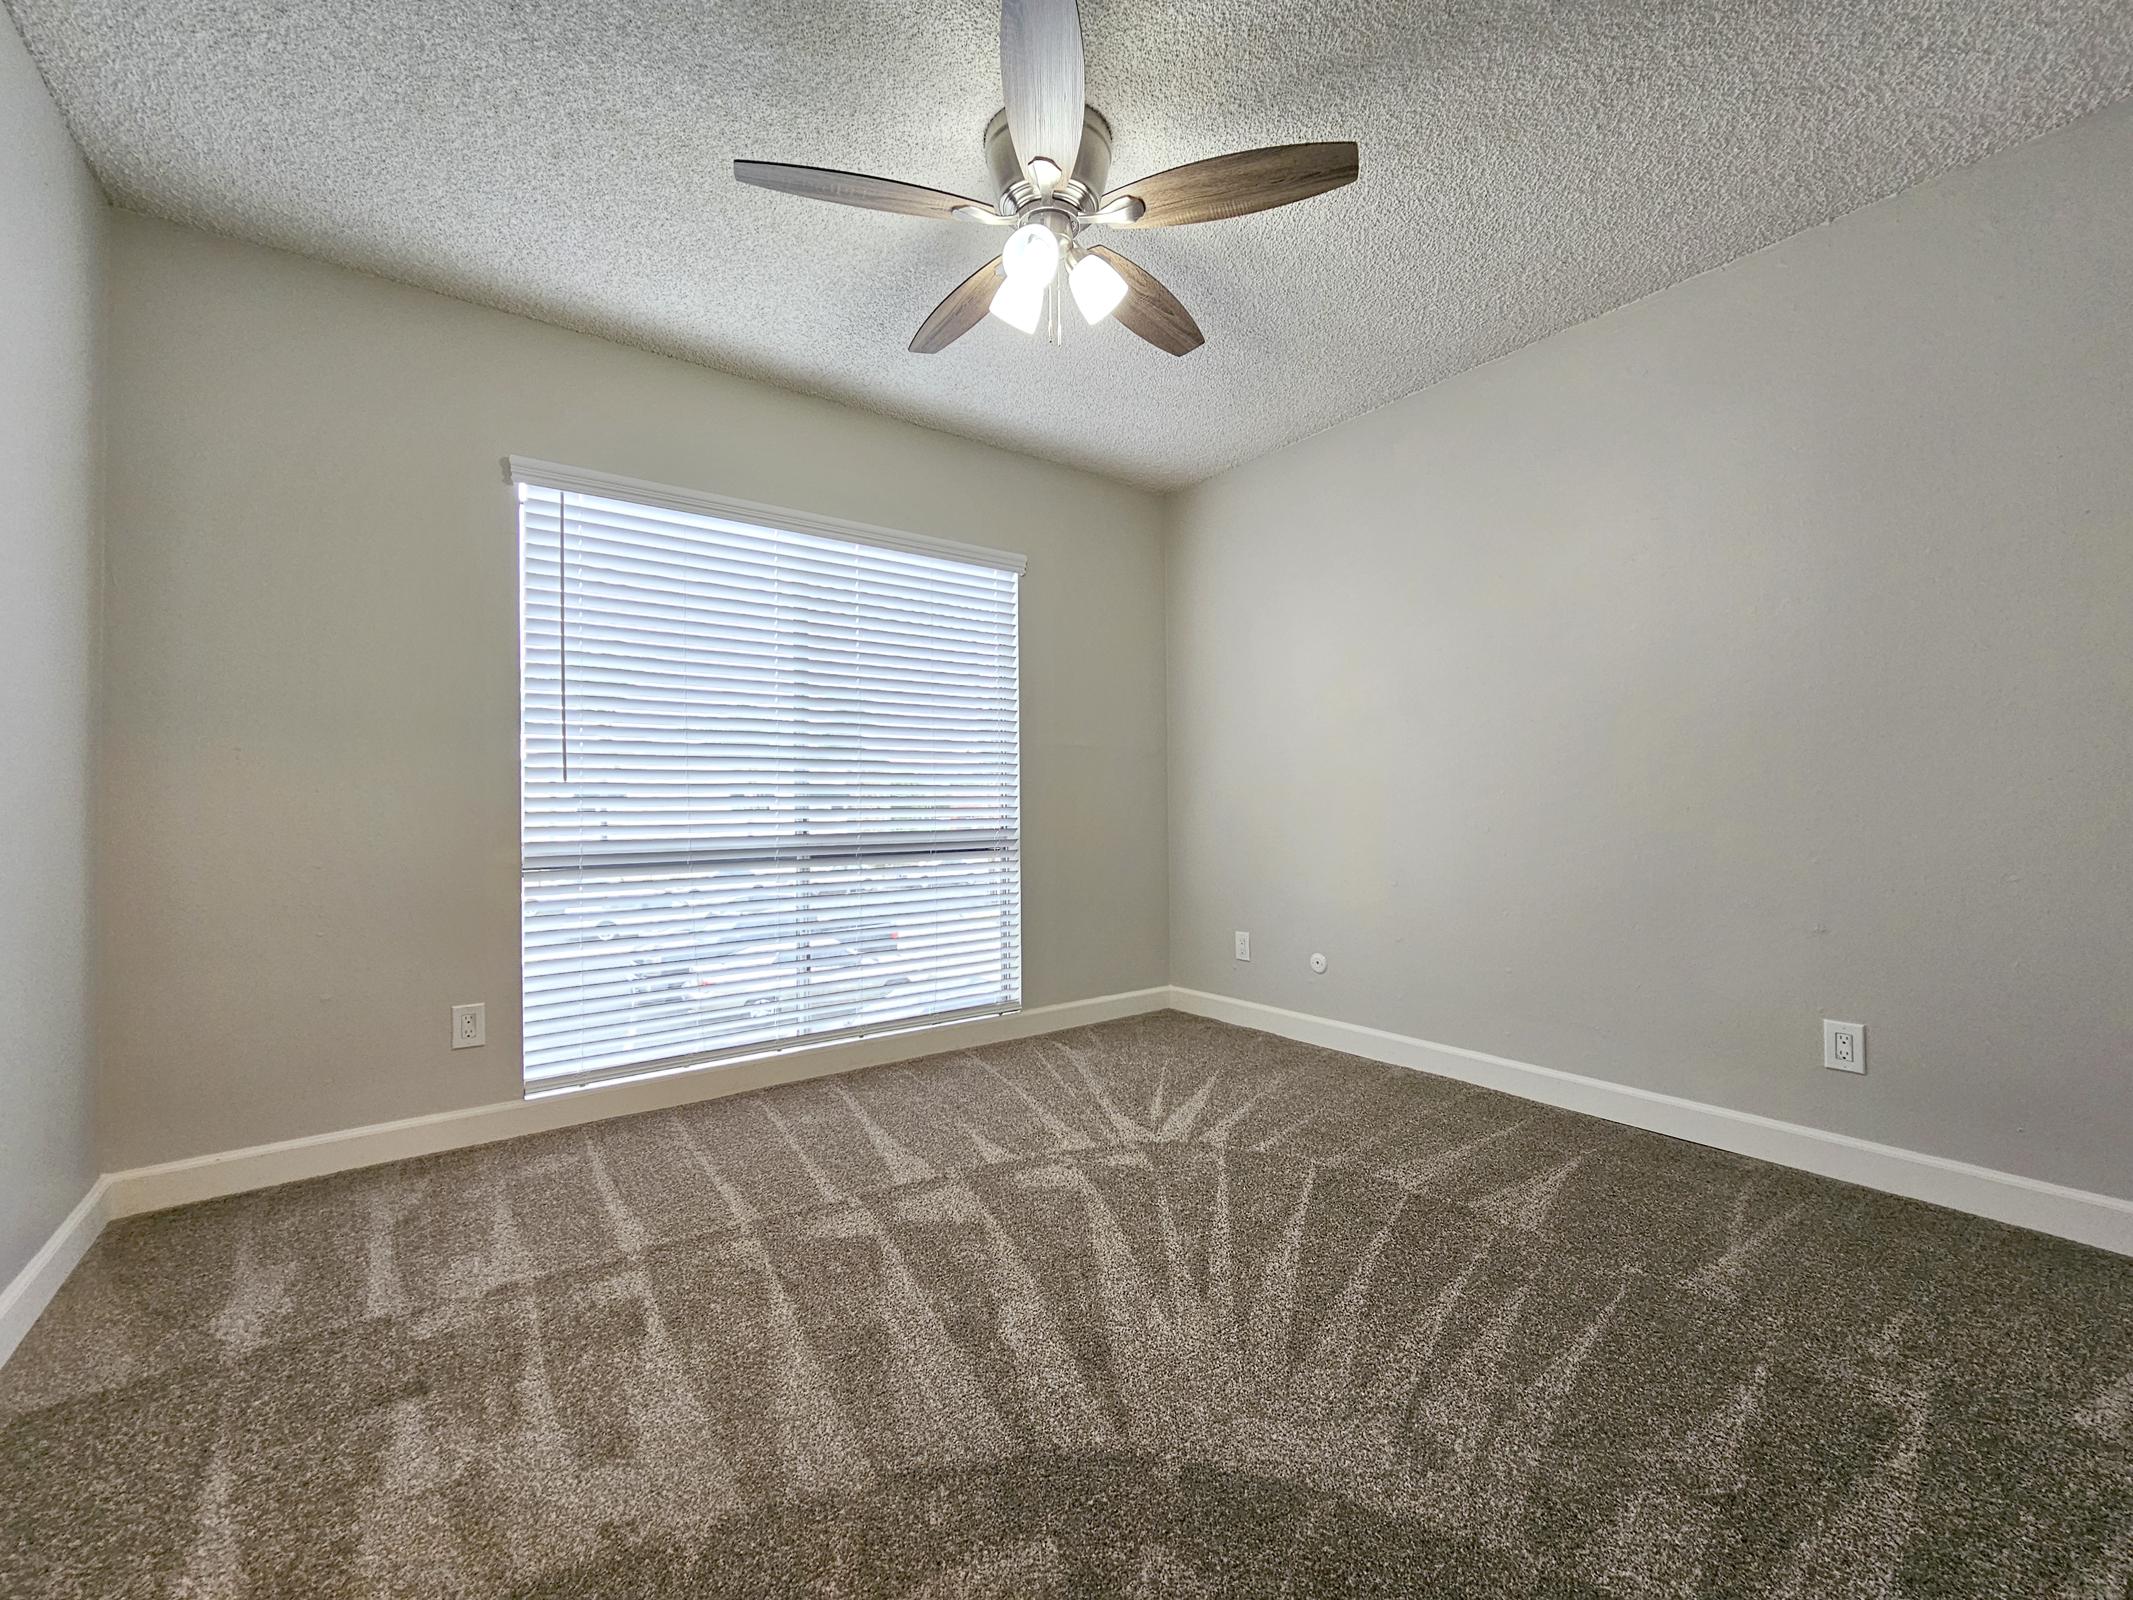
[1102,141,1359,228]
[910,258,1005,353]
[734,161,990,222]
[1000,0,1084,180]
[1088,247,1204,357]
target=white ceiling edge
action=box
[8,0,2132,491]
[1183,93,2133,497]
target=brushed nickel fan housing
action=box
[983,105,1113,214]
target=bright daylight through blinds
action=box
[516,467,1022,1090]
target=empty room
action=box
[3,0,2129,1594]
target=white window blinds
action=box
[513,459,1023,1091]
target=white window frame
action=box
[508,456,1025,1095]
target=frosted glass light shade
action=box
[1001,223,1062,284]
[1069,252,1129,325]
[989,272,1047,334]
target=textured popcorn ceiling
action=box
[10,1,2132,488]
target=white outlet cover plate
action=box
[452,1003,486,1049]
[1234,932,1250,961]
[1823,1019,1865,1074]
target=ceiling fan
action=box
[734,0,1359,357]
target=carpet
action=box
[3,1011,2129,1596]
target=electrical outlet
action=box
[1234,931,1251,961]
[1823,1019,1864,1074]
[452,1003,486,1050]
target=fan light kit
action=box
[735,0,1360,357]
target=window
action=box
[512,458,1022,1091]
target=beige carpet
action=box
[3,1011,2129,1596]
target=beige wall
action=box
[75,97,2133,1201]
[100,215,1167,1170]
[1167,102,2133,1199]
[1,23,103,1280]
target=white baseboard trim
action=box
[101,987,1172,1220]
[1168,987,2133,1258]
[52,979,2133,1291]
[0,1179,110,1368]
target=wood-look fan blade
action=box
[733,161,990,221]
[1102,141,1359,228]
[1001,0,1084,179]
[1088,247,1204,357]
[910,258,1005,353]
